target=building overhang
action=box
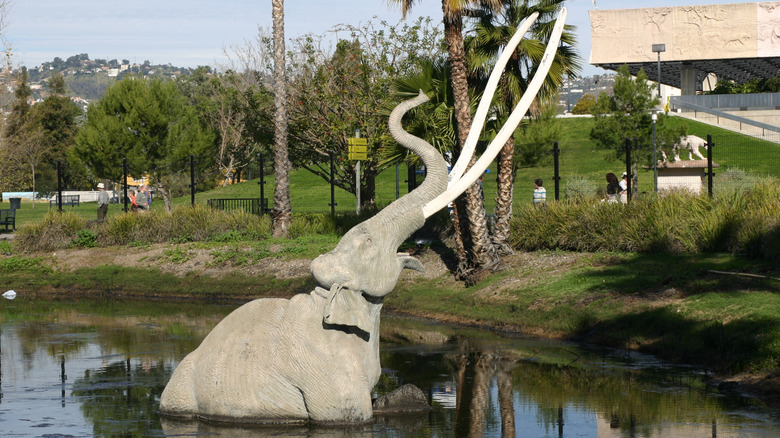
[589,2,780,90]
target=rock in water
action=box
[373,384,431,414]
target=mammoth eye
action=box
[366,237,372,245]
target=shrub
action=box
[563,176,597,201]
[511,177,780,260]
[16,206,274,252]
[73,229,98,248]
[716,166,760,199]
[288,213,338,239]
[14,211,86,253]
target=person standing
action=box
[136,185,148,212]
[145,186,152,209]
[605,173,620,203]
[619,172,629,204]
[129,189,138,212]
[97,183,109,222]
[533,178,546,206]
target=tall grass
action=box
[97,205,273,245]
[14,211,87,252]
[11,205,384,253]
[511,177,780,260]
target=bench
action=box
[50,194,80,208]
[0,209,15,232]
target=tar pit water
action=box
[1,299,778,437]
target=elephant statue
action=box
[159,91,448,424]
[664,134,708,162]
[159,8,567,425]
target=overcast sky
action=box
[4,0,761,77]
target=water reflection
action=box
[0,299,778,437]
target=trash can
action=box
[9,198,21,210]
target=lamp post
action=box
[652,43,665,102]
[652,112,658,192]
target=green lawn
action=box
[2,116,776,232]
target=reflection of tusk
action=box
[423,7,568,218]
[447,11,539,185]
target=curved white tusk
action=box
[423,7,567,219]
[447,11,539,186]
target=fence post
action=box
[123,158,128,213]
[190,154,196,206]
[553,141,561,201]
[395,161,400,200]
[329,152,337,217]
[625,138,633,203]
[407,163,416,193]
[258,151,266,214]
[706,134,715,198]
[57,160,63,212]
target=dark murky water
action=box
[1,298,779,437]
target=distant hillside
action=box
[25,53,197,102]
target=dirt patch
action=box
[42,243,312,280]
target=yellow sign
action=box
[348,137,368,160]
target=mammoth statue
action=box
[663,134,708,162]
[159,8,567,425]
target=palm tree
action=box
[388,0,502,283]
[272,0,292,237]
[468,0,580,253]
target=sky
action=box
[3,0,763,78]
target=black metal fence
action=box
[207,198,269,215]
[543,130,780,203]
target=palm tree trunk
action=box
[272,0,292,238]
[492,137,515,255]
[443,5,499,282]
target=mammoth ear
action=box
[323,286,372,333]
[398,253,424,272]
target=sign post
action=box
[348,133,367,215]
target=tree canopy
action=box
[74,76,215,207]
[590,65,684,190]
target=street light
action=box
[652,44,666,102]
[652,112,658,192]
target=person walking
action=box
[533,178,546,206]
[97,183,109,222]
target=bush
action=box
[716,166,760,199]
[511,177,780,260]
[73,229,98,248]
[15,206,274,252]
[571,94,596,115]
[563,175,597,201]
[14,211,87,252]
[288,213,338,239]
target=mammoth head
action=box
[310,218,426,299]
